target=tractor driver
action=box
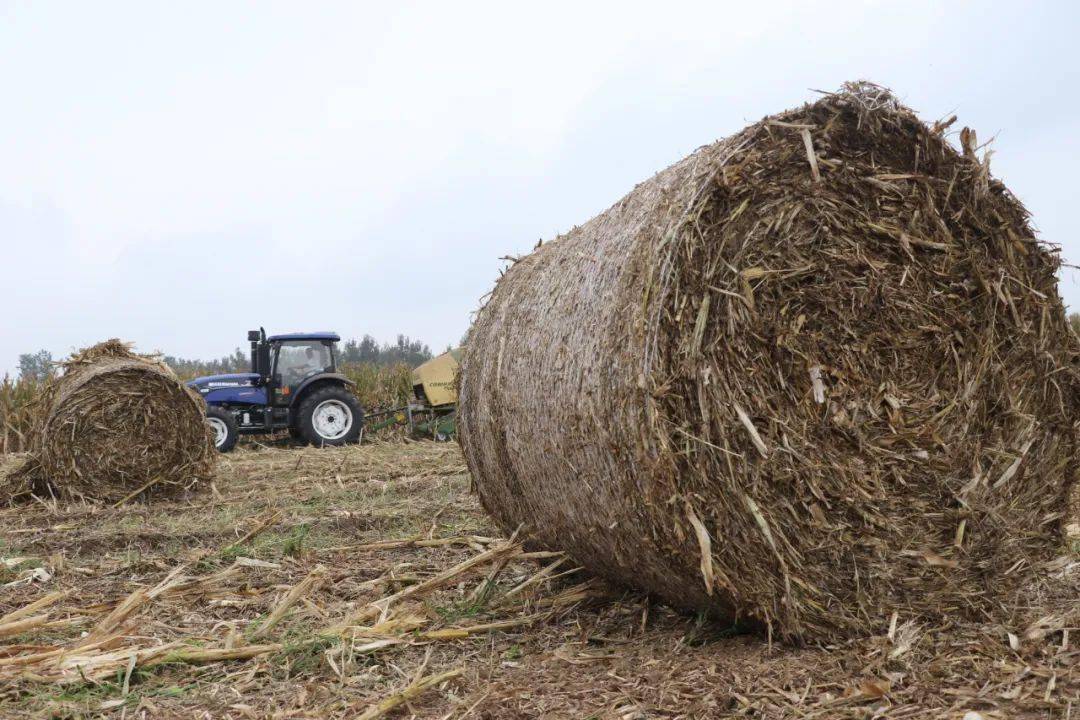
[296,346,324,376]
[282,345,326,389]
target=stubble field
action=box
[0,441,1076,719]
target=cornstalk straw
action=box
[331,543,521,631]
[0,591,67,625]
[252,566,326,638]
[355,668,463,720]
[458,82,1080,642]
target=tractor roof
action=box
[267,332,341,343]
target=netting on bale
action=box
[12,340,216,503]
[458,83,1080,642]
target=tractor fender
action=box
[291,373,355,409]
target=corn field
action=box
[0,362,415,454]
[0,375,41,453]
[340,362,414,412]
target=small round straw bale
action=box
[14,339,216,503]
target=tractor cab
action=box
[188,328,363,452]
[262,331,340,405]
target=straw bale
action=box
[458,83,1080,641]
[11,339,215,502]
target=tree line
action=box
[16,334,436,382]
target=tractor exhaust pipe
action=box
[248,330,261,374]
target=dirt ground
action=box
[0,441,1076,719]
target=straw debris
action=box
[0,442,1074,716]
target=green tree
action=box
[17,349,53,382]
[162,347,249,378]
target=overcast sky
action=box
[1,1,1077,374]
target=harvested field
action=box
[0,441,1076,718]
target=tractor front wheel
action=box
[207,406,239,453]
[297,386,363,447]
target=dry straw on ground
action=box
[459,82,1080,643]
[8,339,215,503]
[0,442,1075,717]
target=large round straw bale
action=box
[15,340,216,503]
[458,83,1080,642]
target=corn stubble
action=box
[459,82,1080,643]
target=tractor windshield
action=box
[275,341,332,396]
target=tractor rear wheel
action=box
[207,406,239,453]
[297,386,363,447]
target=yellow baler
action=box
[410,348,460,410]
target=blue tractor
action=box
[187,329,364,452]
